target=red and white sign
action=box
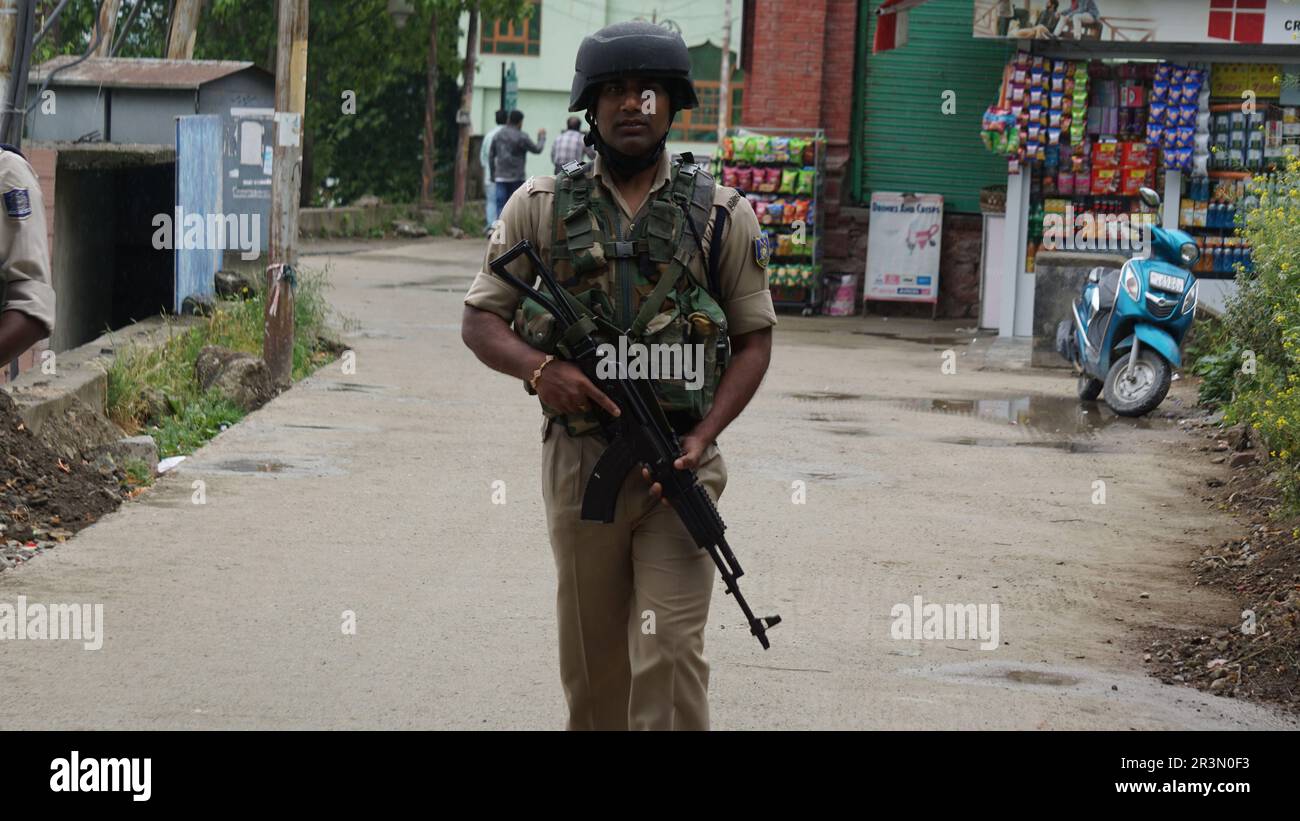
[968,0,1300,45]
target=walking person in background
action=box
[550,116,595,175]
[489,110,546,220]
[480,110,508,235]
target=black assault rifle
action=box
[489,240,781,649]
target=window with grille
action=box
[670,80,744,143]
[482,0,541,56]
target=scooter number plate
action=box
[1149,272,1185,294]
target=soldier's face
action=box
[594,77,671,156]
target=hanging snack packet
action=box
[781,167,799,193]
[736,136,756,164]
[723,165,739,188]
[790,197,811,223]
[768,166,785,192]
[782,202,796,224]
[722,137,734,161]
[798,168,815,195]
[788,138,807,163]
[735,166,753,191]
[771,137,790,164]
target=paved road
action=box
[1,237,1292,730]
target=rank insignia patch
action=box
[3,187,31,220]
[753,234,771,268]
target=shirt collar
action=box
[591,150,673,218]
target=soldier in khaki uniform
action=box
[0,146,55,370]
[461,21,775,731]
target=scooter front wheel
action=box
[1103,350,1171,417]
[1077,376,1103,401]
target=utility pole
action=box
[0,0,36,148]
[718,0,731,143]
[166,0,204,59]
[264,0,308,388]
[92,0,121,57]
[451,3,478,221]
[420,3,438,210]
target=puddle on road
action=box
[786,391,865,402]
[789,392,1162,436]
[852,331,964,347]
[899,395,1163,436]
[1006,669,1081,687]
[937,436,1104,454]
[373,274,469,289]
[208,459,287,473]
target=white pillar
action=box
[1013,180,1034,338]
[1162,169,1182,230]
[998,170,1027,338]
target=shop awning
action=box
[873,0,936,54]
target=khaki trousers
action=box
[540,417,727,731]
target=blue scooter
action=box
[1055,187,1199,417]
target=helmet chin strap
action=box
[585,110,676,178]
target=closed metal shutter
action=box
[854,0,1013,213]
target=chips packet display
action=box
[781,168,799,194]
[735,166,753,191]
[771,137,790,164]
[797,168,815,195]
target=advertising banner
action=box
[865,193,944,304]
[973,0,1300,46]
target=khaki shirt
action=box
[464,151,777,337]
[0,149,55,333]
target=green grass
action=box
[106,267,343,458]
[120,458,156,488]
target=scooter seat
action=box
[1093,267,1121,312]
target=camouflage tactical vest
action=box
[514,154,730,437]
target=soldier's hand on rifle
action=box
[641,433,708,506]
[536,359,620,417]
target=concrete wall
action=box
[52,167,117,351]
[822,208,988,319]
[112,89,196,143]
[1031,250,1128,368]
[27,86,106,142]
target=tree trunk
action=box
[92,0,121,57]
[451,5,477,221]
[420,3,438,210]
[166,0,204,60]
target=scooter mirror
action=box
[1138,187,1161,209]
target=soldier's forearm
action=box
[692,327,772,445]
[0,309,48,369]
[461,305,547,383]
